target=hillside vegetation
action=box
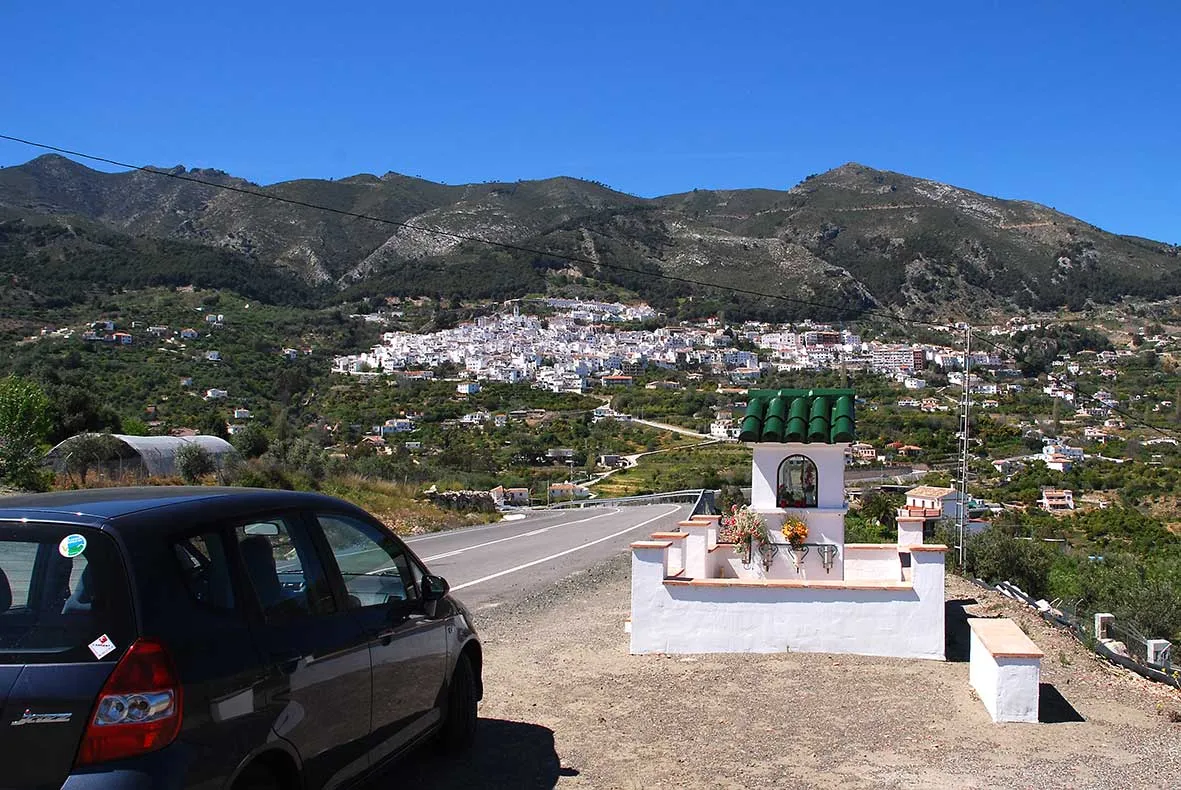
[3,156,1179,321]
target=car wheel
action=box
[436,652,478,751]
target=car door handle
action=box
[372,629,397,646]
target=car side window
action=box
[0,541,37,609]
[173,531,235,610]
[234,516,335,620]
[315,514,419,609]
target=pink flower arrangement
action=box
[718,504,771,562]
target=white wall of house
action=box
[630,543,946,660]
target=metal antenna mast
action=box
[957,325,972,569]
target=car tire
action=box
[436,652,478,752]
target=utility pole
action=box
[957,325,972,569]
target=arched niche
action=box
[776,454,818,508]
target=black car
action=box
[0,487,482,789]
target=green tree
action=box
[859,491,905,530]
[121,418,150,436]
[56,433,125,486]
[200,412,230,440]
[175,443,216,483]
[45,385,122,444]
[231,423,270,459]
[966,525,1059,599]
[0,376,52,490]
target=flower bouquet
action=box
[718,504,771,567]
[781,514,809,548]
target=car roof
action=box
[0,487,358,529]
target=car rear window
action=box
[0,523,135,664]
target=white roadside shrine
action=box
[629,388,947,660]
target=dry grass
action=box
[317,474,497,535]
[43,471,494,537]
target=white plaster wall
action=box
[704,547,728,579]
[750,443,848,510]
[897,518,924,547]
[665,540,684,576]
[683,525,710,579]
[630,545,946,660]
[995,659,1040,723]
[844,546,902,582]
[968,630,1041,723]
[968,630,999,719]
[754,508,846,579]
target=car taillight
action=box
[75,639,183,767]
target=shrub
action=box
[716,484,746,514]
[0,375,52,490]
[230,423,270,459]
[966,526,1059,599]
[175,444,216,484]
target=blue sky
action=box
[3,1,1178,242]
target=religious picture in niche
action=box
[776,454,818,508]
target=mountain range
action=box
[2,154,1178,321]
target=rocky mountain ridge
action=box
[1,155,1178,320]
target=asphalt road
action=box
[403,504,688,612]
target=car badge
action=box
[10,709,73,726]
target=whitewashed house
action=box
[378,418,415,435]
[1039,489,1075,512]
[1042,442,1083,472]
[903,485,960,521]
[630,388,947,660]
[848,442,877,463]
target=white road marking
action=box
[450,505,682,592]
[420,510,619,562]
[403,508,602,544]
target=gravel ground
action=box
[396,555,1181,790]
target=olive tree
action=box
[175,443,216,484]
[57,433,125,485]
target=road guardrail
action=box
[543,489,718,514]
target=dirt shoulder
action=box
[399,557,1181,789]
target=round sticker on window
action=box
[59,534,87,558]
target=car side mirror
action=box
[421,574,449,602]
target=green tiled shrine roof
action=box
[739,388,856,444]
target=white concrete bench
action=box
[968,618,1044,723]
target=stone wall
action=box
[423,489,497,513]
